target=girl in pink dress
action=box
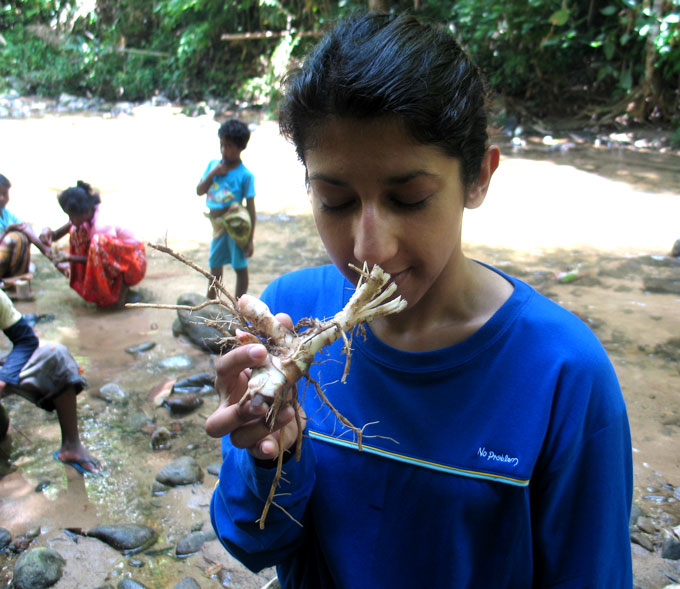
[40,181,146,308]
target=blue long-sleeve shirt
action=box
[0,317,39,384]
[211,264,633,588]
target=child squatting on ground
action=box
[0,174,55,283]
[0,289,100,474]
[196,119,256,299]
[204,12,633,589]
[40,181,147,309]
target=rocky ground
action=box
[0,93,679,588]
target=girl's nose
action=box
[353,205,397,267]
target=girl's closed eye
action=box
[390,192,433,210]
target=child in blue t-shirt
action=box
[196,120,256,299]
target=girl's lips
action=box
[387,269,408,291]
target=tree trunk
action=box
[368,0,390,12]
[630,0,662,120]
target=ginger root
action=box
[129,244,407,528]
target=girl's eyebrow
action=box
[308,170,436,186]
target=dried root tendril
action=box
[129,244,407,529]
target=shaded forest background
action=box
[1,0,679,136]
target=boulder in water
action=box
[13,546,66,589]
[87,524,158,554]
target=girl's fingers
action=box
[229,404,296,452]
[205,344,272,438]
[214,344,268,405]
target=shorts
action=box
[5,343,87,412]
[209,232,247,271]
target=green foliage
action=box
[449,0,679,122]
[1,0,678,124]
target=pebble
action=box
[661,539,680,560]
[0,527,10,549]
[87,524,158,554]
[117,580,148,589]
[175,531,208,557]
[98,383,128,403]
[174,372,215,388]
[630,532,655,552]
[150,426,172,450]
[125,342,156,354]
[158,355,193,370]
[207,462,221,476]
[163,394,203,415]
[34,480,51,492]
[155,456,203,486]
[636,516,656,535]
[175,578,201,589]
[12,547,65,589]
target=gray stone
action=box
[643,276,680,295]
[630,532,655,552]
[0,527,10,549]
[0,402,8,440]
[175,578,201,589]
[125,342,156,354]
[98,383,127,403]
[156,456,203,486]
[207,462,221,476]
[661,538,680,560]
[175,531,207,557]
[163,394,203,415]
[671,238,680,257]
[158,355,192,370]
[117,580,148,589]
[87,524,158,554]
[150,427,172,450]
[151,480,169,496]
[13,546,66,589]
[636,516,656,535]
[174,292,237,353]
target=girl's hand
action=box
[205,315,302,461]
[55,261,70,278]
[39,227,53,246]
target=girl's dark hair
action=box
[279,12,490,188]
[58,180,101,216]
[0,174,10,189]
[218,120,251,150]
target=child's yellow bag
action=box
[206,202,252,250]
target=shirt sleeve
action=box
[0,317,39,385]
[0,290,21,330]
[244,171,256,199]
[0,209,21,229]
[530,356,633,588]
[210,434,316,572]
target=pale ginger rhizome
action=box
[131,244,407,528]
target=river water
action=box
[0,104,679,587]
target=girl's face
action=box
[69,208,95,227]
[305,117,497,318]
[0,186,9,210]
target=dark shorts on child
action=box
[6,343,87,411]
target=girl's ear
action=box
[464,145,500,210]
